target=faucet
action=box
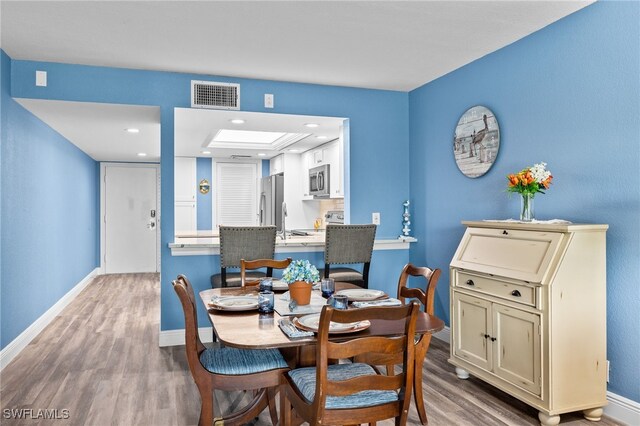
[279,202,288,241]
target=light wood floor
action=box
[1,274,620,426]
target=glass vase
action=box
[520,193,535,222]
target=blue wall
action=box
[0,51,100,348]
[6,55,411,339]
[196,157,212,230]
[408,1,639,402]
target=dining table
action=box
[199,282,445,368]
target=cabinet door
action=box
[453,293,492,371]
[270,154,284,175]
[175,202,196,234]
[175,157,196,202]
[493,304,541,395]
[325,141,343,198]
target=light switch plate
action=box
[36,70,47,87]
[372,212,381,225]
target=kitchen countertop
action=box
[169,231,417,256]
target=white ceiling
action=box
[174,109,344,159]
[15,99,161,162]
[1,1,594,161]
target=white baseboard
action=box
[0,267,99,370]
[159,327,214,347]
[605,391,640,425]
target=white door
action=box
[103,164,158,273]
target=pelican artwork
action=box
[453,106,500,178]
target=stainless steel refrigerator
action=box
[259,174,284,231]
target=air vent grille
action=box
[191,80,240,110]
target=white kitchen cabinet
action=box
[174,157,197,233]
[449,221,608,426]
[174,202,196,234]
[300,151,314,199]
[174,157,196,202]
[324,140,343,198]
[270,154,284,175]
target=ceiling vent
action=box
[191,80,240,110]
[230,154,252,159]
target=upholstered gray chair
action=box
[211,225,277,288]
[319,224,377,289]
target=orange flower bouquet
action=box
[507,162,553,221]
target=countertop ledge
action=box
[169,236,417,256]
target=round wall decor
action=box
[453,106,500,178]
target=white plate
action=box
[208,296,258,311]
[294,313,370,334]
[336,289,386,302]
[272,279,288,291]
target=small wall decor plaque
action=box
[199,179,210,194]
[453,106,500,178]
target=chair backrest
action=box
[324,224,377,264]
[396,263,441,315]
[172,275,207,378]
[240,257,292,287]
[219,226,277,268]
[313,303,419,420]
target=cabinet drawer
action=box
[455,272,536,307]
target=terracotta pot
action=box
[288,281,313,305]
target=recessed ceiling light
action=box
[316,135,328,140]
[126,128,140,133]
[288,149,299,152]
[230,119,245,124]
[304,123,319,128]
[257,153,267,157]
[137,152,147,157]
[201,150,211,154]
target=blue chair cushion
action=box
[199,347,288,375]
[288,363,398,409]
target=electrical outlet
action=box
[607,360,610,383]
[372,212,380,225]
[264,93,274,108]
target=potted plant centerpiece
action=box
[282,259,320,305]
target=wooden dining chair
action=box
[211,225,277,288]
[320,224,377,289]
[240,257,292,288]
[281,302,420,426]
[172,274,289,426]
[355,263,441,425]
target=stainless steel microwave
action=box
[309,164,330,197]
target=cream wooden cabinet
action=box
[449,221,608,426]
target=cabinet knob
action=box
[502,230,508,235]
[490,337,497,342]
[466,279,475,286]
[511,290,521,297]
[484,334,490,339]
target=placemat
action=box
[275,291,328,316]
